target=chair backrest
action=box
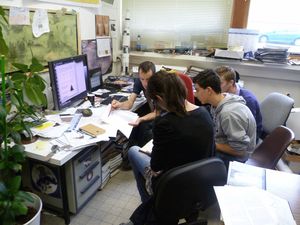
[260,92,294,138]
[177,73,195,104]
[246,126,295,169]
[153,157,227,223]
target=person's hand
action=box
[128,117,142,127]
[111,99,121,110]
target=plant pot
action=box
[23,192,43,225]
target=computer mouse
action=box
[82,108,93,117]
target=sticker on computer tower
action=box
[30,163,61,198]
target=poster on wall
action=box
[37,0,100,8]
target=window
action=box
[248,0,300,48]
[122,0,233,50]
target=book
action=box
[139,139,153,156]
[79,123,105,137]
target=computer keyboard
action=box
[66,114,82,132]
[101,95,128,105]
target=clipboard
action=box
[78,124,105,137]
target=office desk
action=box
[23,103,141,224]
[266,169,300,223]
[283,151,300,162]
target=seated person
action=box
[193,69,256,169]
[111,61,156,148]
[215,66,262,141]
[120,71,215,225]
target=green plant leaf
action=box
[10,72,27,84]
[16,191,33,203]
[11,201,28,216]
[6,176,21,193]
[0,6,8,24]
[12,63,28,73]
[30,57,44,73]
[0,105,7,117]
[32,73,46,91]
[10,132,21,144]
[24,77,47,106]
[0,35,8,56]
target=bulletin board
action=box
[0,8,78,72]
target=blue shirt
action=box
[238,86,263,140]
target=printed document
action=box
[214,186,296,225]
[101,104,138,138]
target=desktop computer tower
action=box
[22,145,101,214]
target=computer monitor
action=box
[48,54,89,110]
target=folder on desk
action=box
[79,124,105,138]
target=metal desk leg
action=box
[59,165,70,225]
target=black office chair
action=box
[152,157,227,225]
[246,126,295,170]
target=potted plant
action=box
[0,6,47,225]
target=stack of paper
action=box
[214,186,296,225]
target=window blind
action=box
[122,0,233,49]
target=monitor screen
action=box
[48,54,89,110]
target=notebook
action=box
[79,124,105,138]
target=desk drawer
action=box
[72,145,101,210]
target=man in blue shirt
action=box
[111,61,156,166]
[215,66,262,141]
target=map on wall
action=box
[0,9,78,72]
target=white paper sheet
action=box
[101,104,138,138]
[9,7,30,25]
[96,37,111,57]
[32,9,50,37]
[214,186,296,225]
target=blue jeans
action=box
[128,146,151,203]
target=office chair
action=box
[260,92,294,139]
[246,126,295,170]
[152,157,227,225]
[177,73,195,104]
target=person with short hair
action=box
[193,69,256,169]
[215,65,262,140]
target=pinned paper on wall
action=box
[32,8,50,38]
[9,7,30,25]
[96,37,111,57]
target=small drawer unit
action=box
[67,144,101,212]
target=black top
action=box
[150,106,215,172]
[132,78,154,111]
[132,78,144,95]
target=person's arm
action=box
[216,112,252,155]
[129,110,158,127]
[216,143,246,156]
[111,93,137,110]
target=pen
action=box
[108,106,113,117]
[60,113,72,116]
